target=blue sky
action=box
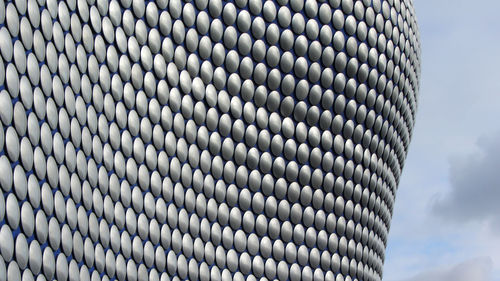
[383,0,500,281]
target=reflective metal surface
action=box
[0,0,420,280]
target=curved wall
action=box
[0,0,420,280]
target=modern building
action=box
[0,0,420,280]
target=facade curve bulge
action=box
[0,0,420,281]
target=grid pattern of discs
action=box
[0,0,420,280]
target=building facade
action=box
[0,0,420,280]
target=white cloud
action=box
[383,0,500,280]
[432,132,500,228]
[401,257,493,281]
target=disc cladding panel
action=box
[0,0,420,280]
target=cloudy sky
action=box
[382,0,500,281]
